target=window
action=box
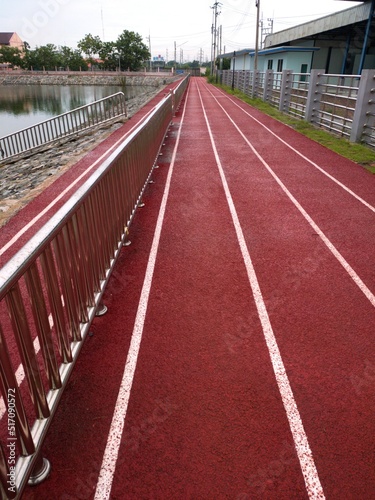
[277,59,283,72]
[267,59,273,70]
[300,63,308,82]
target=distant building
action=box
[220,46,319,74]
[0,32,24,51]
[264,0,375,75]
[220,0,375,75]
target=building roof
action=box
[219,46,319,60]
[218,49,253,59]
[248,46,319,57]
[0,33,15,45]
[264,2,372,48]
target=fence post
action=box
[263,69,274,103]
[350,69,375,143]
[252,70,260,98]
[279,69,293,113]
[305,69,324,124]
[242,70,247,93]
[236,70,241,89]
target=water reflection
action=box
[0,85,145,137]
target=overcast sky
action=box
[2,0,361,62]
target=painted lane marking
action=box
[213,85,375,215]
[196,80,326,500]
[93,89,189,499]
[202,82,375,308]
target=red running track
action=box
[16,77,375,499]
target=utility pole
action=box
[219,25,222,57]
[210,2,222,76]
[218,25,223,73]
[100,4,105,41]
[254,0,260,70]
[147,33,152,72]
[174,41,177,72]
[260,17,273,49]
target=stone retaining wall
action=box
[0,73,179,86]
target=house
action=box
[220,46,319,74]
[0,32,24,51]
[221,49,253,70]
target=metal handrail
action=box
[0,75,189,499]
[0,92,127,161]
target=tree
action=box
[59,46,88,71]
[221,58,231,70]
[116,30,150,71]
[0,46,23,68]
[98,41,117,70]
[77,34,102,64]
[23,44,60,70]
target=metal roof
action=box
[218,49,253,59]
[264,2,372,48]
[218,46,318,60]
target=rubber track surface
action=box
[18,77,375,499]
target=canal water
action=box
[0,85,146,138]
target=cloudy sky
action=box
[2,0,362,62]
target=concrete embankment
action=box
[0,72,179,86]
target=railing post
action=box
[263,69,274,103]
[305,69,325,124]
[279,70,293,113]
[350,69,375,143]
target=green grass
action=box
[215,83,375,172]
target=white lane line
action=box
[196,80,326,499]
[0,108,156,257]
[213,85,375,215]
[205,84,375,308]
[94,89,189,500]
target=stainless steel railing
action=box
[0,92,127,161]
[0,75,189,499]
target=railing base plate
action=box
[28,457,51,486]
[96,303,108,316]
